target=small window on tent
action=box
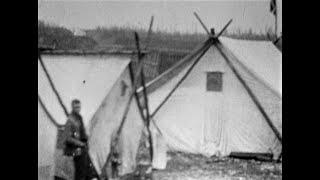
[121,81,128,96]
[206,72,223,92]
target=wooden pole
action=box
[129,63,148,124]
[216,19,233,38]
[137,39,213,96]
[193,12,232,39]
[103,37,153,180]
[38,52,69,117]
[128,63,163,137]
[144,16,154,51]
[275,8,278,38]
[103,67,143,178]
[229,152,273,161]
[278,151,282,161]
[193,12,210,35]
[135,32,154,161]
[104,17,156,178]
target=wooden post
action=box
[135,32,154,161]
[229,152,273,161]
[104,16,156,178]
[144,16,154,50]
[275,9,278,38]
[194,12,210,35]
[216,19,233,38]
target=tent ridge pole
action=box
[215,43,282,144]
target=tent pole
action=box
[151,38,213,118]
[104,17,157,177]
[135,31,154,162]
[193,12,210,35]
[129,63,148,124]
[103,33,154,179]
[275,8,278,38]
[274,35,282,44]
[129,61,162,136]
[129,61,155,160]
[278,151,282,161]
[215,43,282,144]
[138,39,213,96]
[38,52,69,117]
[140,71,154,160]
[102,73,142,179]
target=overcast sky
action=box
[38,0,276,34]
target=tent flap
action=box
[88,67,144,176]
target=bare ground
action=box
[121,136,282,180]
[53,132,282,180]
[153,152,281,180]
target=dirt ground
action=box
[121,136,282,180]
[122,151,281,180]
[53,132,282,180]
[155,152,281,180]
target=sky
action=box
[38,0,277,34]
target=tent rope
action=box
[38,94,63,128]
[151,38,213,118]
[38,52,69,117]
[215,42,282,144]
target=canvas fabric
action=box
[149,41,281,169]
[39,55,143,179]
[38,99,57,180]
[38,55,131,128]
[219,37,282,97]
[88,67,144,176]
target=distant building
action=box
[72,28,86,36]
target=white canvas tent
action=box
[38,35,282,178]
[141,37,282,169]
[38,97,58,180]
[38,54,145,179]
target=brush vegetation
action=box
[38,20,276,52]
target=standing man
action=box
[64,99,93,180]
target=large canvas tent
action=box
[38,35,282,178]
[38,54,145,179]
[140,37,282,169]
[38,97,58,179]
